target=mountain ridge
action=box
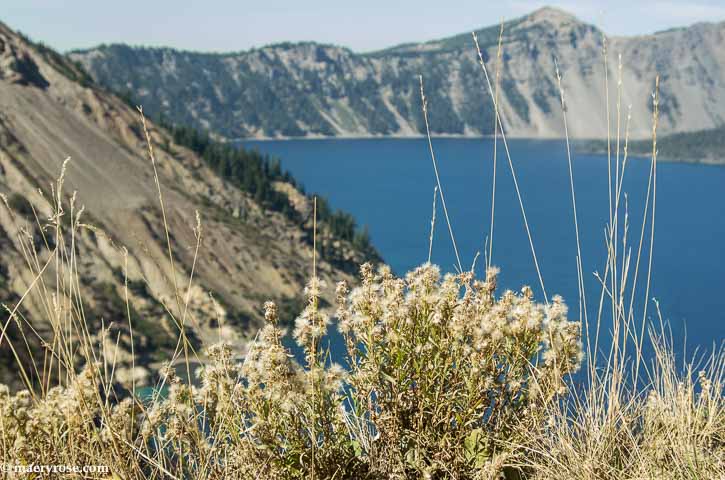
[66,7,725,143]
[67,7,725,57]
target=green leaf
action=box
[380,370,396,385]
[350,439,363,457]
[464,428,490,468]
[405,447,419,468]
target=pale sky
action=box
[4,0,725,53]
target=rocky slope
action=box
[0,22,370,389]
[69,7,725,140]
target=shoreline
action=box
[232,133,616,142]
[235,136,724,166]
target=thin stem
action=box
[472,32,548,302]
[554,59,588,331]
[488,20,504,270]
[428,186,437,264]
[419,76,463,273]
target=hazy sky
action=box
[4,1,725,53]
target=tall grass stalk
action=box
[473,32,548,303]
[419,76,463,273]
[486,20,504,271]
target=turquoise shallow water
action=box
[242,137,725,360]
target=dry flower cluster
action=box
[1,165,589,477]
[0,252,585,479]
[1,250,722,479]
[336,263,582,478]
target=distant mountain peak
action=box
[524,6,584,26]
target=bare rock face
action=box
[70,7,725,140]
[0,21,361,391]
[0,34,49,89]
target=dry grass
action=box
[0,29,723,480]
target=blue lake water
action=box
[242,137,724,361]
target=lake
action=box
[242,137,724,361]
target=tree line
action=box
[157,119,379,265]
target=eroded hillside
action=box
[0,22,372,389]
